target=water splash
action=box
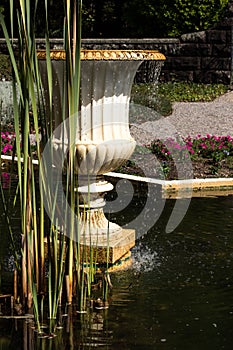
[131,242,161,273]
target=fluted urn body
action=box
[39,50,165,175]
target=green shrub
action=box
[0,54,12,80]
[157,82,228,102]
[130,82,228,119]
[130,83,172,117]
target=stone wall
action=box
[163,28,232,84]
[81,2,233,85]
[0,2,233,84]
[0,34,232,84]
[81,27,233,84]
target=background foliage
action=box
[0,0,229,38]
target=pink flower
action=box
[2,144,13,154]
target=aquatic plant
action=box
[0,0,111,337]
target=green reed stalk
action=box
[10,4,33,305]
[104,221,110,302]
[45,182,67,324]
[63,0,82,305]
[79,241,87,312]
[39,0,54,299]
[1,0,46,313]
[28,231,41,333]
[50,219,66,321]
[31,160,39,291]
[0,0,90,328]
[0,184,20,271]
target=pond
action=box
[0,180,233,349]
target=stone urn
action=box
[38,49,165,264]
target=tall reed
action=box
[0,0,111,335]
[0,1,46,326]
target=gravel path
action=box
[130,91,233,144]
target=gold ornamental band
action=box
[37,49,166,61]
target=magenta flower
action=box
[2,144,12,154]
[150,133,233,164]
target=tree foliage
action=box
[162,0,230,37]
[122,0,229,37]
[0,0,230,38]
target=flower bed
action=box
[118,134,233,179]
[1,131,15,154]
[2,131,233,180]
[1,130,39,156]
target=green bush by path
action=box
[131,83,172,117]
[157,82,228,102]
[0,54,11,80]
[131,82,228,117]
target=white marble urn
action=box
[39,49,166,263]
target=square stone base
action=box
[80,229,135,264]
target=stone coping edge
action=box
[105,172,233,192]
[1,156,233,193]
[0,38,179,46]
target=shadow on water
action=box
[1,176,233,349]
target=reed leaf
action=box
[0,183,20,270]
[0,0,93,328]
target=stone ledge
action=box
[80,228,135,264]
[163,178,233,193]
[105,172,233,195]
[164,188,233,199]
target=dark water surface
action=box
[1,184,233,349]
